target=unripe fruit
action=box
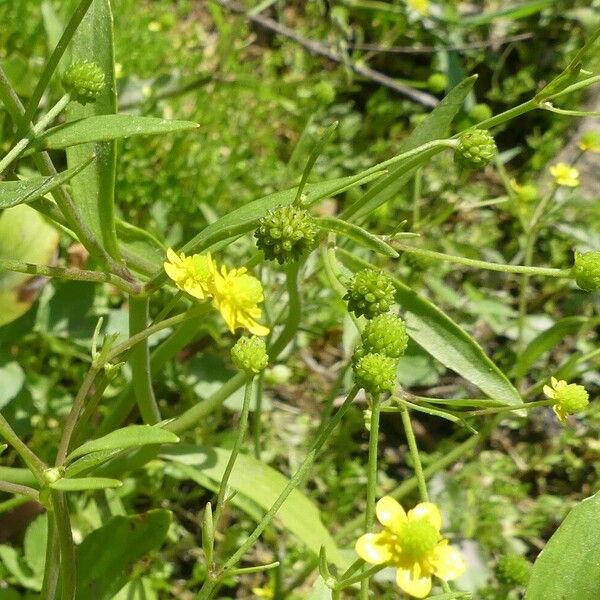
[344,269,395,319]
[455,129,497,170]
[62,60,105,104]
[231,336,268,374]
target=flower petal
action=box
[396,568,432,598]
[376,496,407,531]
[408,502,442,531]
[543,385,555,399]
[432,544,466,581]
[166,247,180,264]
[355,533,392,565]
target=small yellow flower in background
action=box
[549,163,580,187]
[211,264,270,337]
[164,250,269,336]
[355,496,465,598]
[164,248,214,300]
[408,0,429,15]
[543,376,589,424]
[578,131,600,153]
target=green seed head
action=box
[495,554,532,586]
[353,352,397,394]
[468,103,493,123]
[427,73,448,93]
[231,336,268,374]
[362,314,408,359]
[344,269,395,319]
[255,205,318,264]
[455,129,497,170]
[573,251,600,292]
[62,60,105,104]
[398,519,439,560]
[555,383,589,415]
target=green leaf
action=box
[338,249,522,406]
[76,509,171,600]
[316,216,399,257]
[49,476,122,491]
[0,545,41,591]
[36,114,199,149]
[526,490,600,599]
[66,424,180,463]
[0,444,7,455]
[64,449,121,478]
[117,219,166,276]
[24,514,48,577]
[65,0,119,258]
[162,445,347,569]
[0,204,59,327]
[460,0,552,26]
[343,76,476,221]
[512,316,592,379]
[0,158,93,209]
[0,358,25,410]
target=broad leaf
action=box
[66,424,180,463]
[0,158,93,209]
[65,0,120,258]
[76,509,171,600]
[49,476,122,491]
[343,76,476,220]
[0,204,59,327]
[339,250,522,405]
[162,445,346,569]
[36,115,199,149]
[526,490,600,599]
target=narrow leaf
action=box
[162,445,347,569]
[316,217,399,257]
[338,249,522,405]
[526,491,600,599]
[36,115,199,149]
[49,476,122,491]
[66,425,180,463]
[0,158,93,209]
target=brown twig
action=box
[215,0,438,108]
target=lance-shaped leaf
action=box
[49,476,122,491]
[0,157,93,209]
[66,424,180,463]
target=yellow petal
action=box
[550,376,558,388]
[408,502,442,531]
[543,385,555,399]
[245,320,270,337]
[396,568,432,598]
[183,282,208,300]
[164,261,183,283]
[166,247,180,264]
[355,533,392,565]
[553,404,567,424]
[432,544,466,581]
[376,496,407,531]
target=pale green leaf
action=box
[526,490,600,599]
[162,445,347,569]
[36,114,199,149]
[49,477,122,491]
[66,425,180,463]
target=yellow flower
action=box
[549,163,579,187]
[578,131,600,153]
[211,264,269,336]
[164,248,215,300]
[543,376,589,424]
[408,0,429,15]
[355,497,465,598]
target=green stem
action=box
[0,259,141,294]
[0,94,70,174]
[338,564,386,590]
[253,372,265,459]
[40,513,60,600]
[393,242,571,278]
[400,406,428,502]
[22,0,94,128]
[0,413,47,484]
[128,296,161,425]
[0,480,39,499]
[361,394,381,600]
[219,386,358,572]
[214,377,253,525]
[52,490,76,600]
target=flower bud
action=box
[427,73,448,93]
[495,554,532,586]
[573,251,600,292]
[454,129,497,170]
[255,205,318,264]
[62,60,105,104]
[231,336,268,374]
[468,103,493,123]
[344,269,395,319]
[353,352,397,394]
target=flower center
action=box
[398,518,439,559]
[230,274,264,307]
